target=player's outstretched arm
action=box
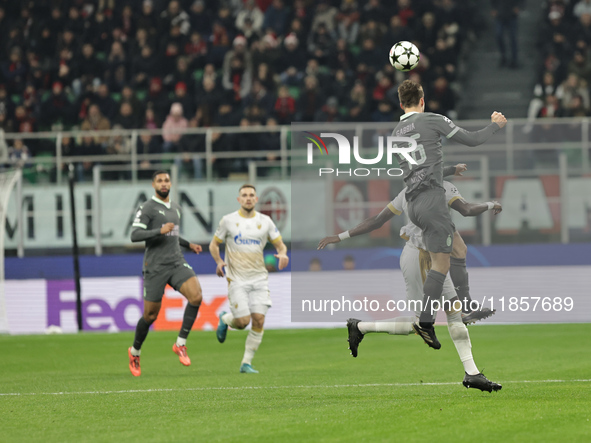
[451,199,502,217]
[317,206,395,249]
[209,238,227,277]
[130,223,174,242]
[273,239,289,270]
[448,112,507,147]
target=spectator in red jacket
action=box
[273,85,296,123]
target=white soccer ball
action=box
[389,41,420,72]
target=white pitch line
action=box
[1,379,590,397]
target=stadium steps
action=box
[458,0,542,120]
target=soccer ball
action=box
[389,41,420,72]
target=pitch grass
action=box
[1,324,590,443]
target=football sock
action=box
[130,347,141,357]
[358,317,414,335]
[133,317,153,351]
[178,302,201,340]
[447,310,479,375]
[419,270,446,328]
[222,312,237,329]
[176,337,186,347]
[242,329,263,365]
[450,257,473,313]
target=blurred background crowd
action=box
[530,0,591,122]
[0,0,483,179]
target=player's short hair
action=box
[152,170,170,181]
[239,184,256,193]
[398,79,424,108]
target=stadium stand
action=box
[0,0,483,179]
[530,0,591,119]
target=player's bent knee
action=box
[144,312,158,324]
[188,292,202,306]
[180,277,202,305]
[234,316,250,329]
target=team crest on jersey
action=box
[257,223,262,229]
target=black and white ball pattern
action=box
[389,41,420,72]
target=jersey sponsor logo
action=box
[163,224,180,237]
[446,235,452,246]
[409,169,427,184]
[234,232,261,245]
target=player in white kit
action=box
[209,184,289,373]
[318,170,502,392]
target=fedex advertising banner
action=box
[4,274,300,335]
[4,266,591,334]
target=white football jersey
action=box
[213,210,282,282]
[388,181,462,250]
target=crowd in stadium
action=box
[529,0,591,122]
[0,0,481,178]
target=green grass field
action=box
[1,324,590,442]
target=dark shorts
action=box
[407,187,455,254]
[143,262,196,302]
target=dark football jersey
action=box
[392,111,500,200]
[132,196,185,271]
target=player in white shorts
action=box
[318,165,503,392]
[209,184,289,373]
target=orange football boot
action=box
[128,347,141,376]
[172,343,191,366]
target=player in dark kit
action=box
[127,170,204,376]
[393,80,507,349]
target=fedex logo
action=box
[46,279,143,331]
[45,279,228,332]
